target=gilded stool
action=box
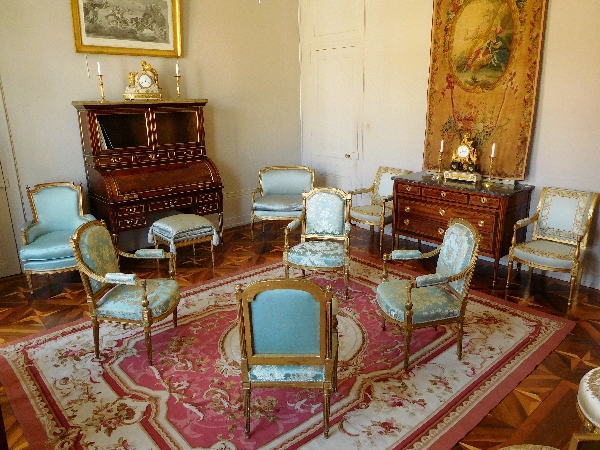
[149,214,218,271]
[578,367,600,433]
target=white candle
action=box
[97,62,102,76]
[176,60,180,76]
[440,139,444,153]
[491,143,496,158]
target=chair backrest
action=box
[436,218,480,295]
[237,278,333,367]
[532,187,598,248]
[27,182,86,232]
[372,167,412,204]
[70,220,120,295]
[259,166,315,196]
[304,187,350,236]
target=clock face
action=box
[138,74,152,88]
[457,145,470,159]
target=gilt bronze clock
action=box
[443,133,482,182]
[123,61,162,100]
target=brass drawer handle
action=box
[404,219,410,225]
[405,186,411,192]
[439,208,445,216]
[438,228,445,235]
[440,191,447,198]
[404,206,410,212]
[479,220,485,227]
[481,197,487,203]
[111,157,122,163]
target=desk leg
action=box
[218,212,224,244]
[493,257,499,286]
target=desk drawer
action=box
[422,187,468,203]
[470,194,501,209]
[396,183,421,196]
[149,195,194,212]
[117,204,146,217]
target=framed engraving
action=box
[70,0,182,57]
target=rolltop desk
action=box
[392,172,534,284]
[73,100,223,242]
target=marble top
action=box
[392,171,534,197]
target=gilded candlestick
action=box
[175,75,181,99]
[484,155,495,188]
[432,151,443,180]
[97,74,106,103]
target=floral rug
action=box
[0,255,573,450]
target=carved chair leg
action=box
[92,317,100,359]
[145,327,153,365]
[381,315,386,330]
[323,388,331,438]
[250,216,254,241]
[173,309,178,328]
[506,257,514,287]
[457,321,464,360]
[244,387,251,437]
[404,329,412,370]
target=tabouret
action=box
[149,214,218,271]
[578,367,600,433]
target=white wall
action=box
[359,0,600,289]
[0,0,301,235]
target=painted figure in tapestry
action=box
[451,0,513,89]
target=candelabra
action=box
[432,151,444,180]
[97,74,106,103]
[175,75,181,99]
[484,155,495,188]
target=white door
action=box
[300,0,364,192]
[0,178,20,277]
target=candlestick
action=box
[97,74,106,103]
[97,62,102,76]
[175,75,181,99]
[432,146,444,180]
[484,154,495,188]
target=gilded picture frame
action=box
[70,0,182,57]
[423,0,548,180]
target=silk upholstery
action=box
[506,187,598,308]
[376,218,480,370]
[71,220,180,365]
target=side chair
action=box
[376,218,480,370]
[349,166,412,254]
[19,181,95,293]
[506,187,598,308]
[283,187,352,299]
[250,165,315,240]
[236,278,338,438]
[70,220,180,365]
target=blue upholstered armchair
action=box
[376,218,480,370]
[19,182,95,293]
[349,166,412,254]
[506,187,598,308]
[250,165,315,240]
[283,187,352,298]
[236,278,338,438]
[70,220,180,365]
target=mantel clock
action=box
[123,61,162,100]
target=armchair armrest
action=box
[514,212,539,230]
[105,272,139,285]
[134,249,166,259]
[21,220,47,244]
[349,186,372,197]
[415,273,448,287]
[287,219,302,231]
[390,249,423,260]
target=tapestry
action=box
[423,0,549,180]
[0,256,573,449]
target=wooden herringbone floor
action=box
[0,223,598,449]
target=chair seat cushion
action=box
[19,230,76,261]
[578,367,600,428]
[287,241,345,268]
[512,240,577,270]
[96,279,180,322]
[376,279,460,324]
[253,194,303,212]
[249,364,325,382]
[350,204,391,224]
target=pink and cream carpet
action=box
[0,255,574,449]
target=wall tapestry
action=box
[423,0,548,180]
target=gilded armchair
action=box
[236,278,338,438]
[349,166,412,253]
[250,165,315,240]
[19,182,95,293]
[376,218,480,370]
[283,187,352,298]
[70,220,180,365]
[506,187,598,308]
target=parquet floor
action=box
[0,223,598,449]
